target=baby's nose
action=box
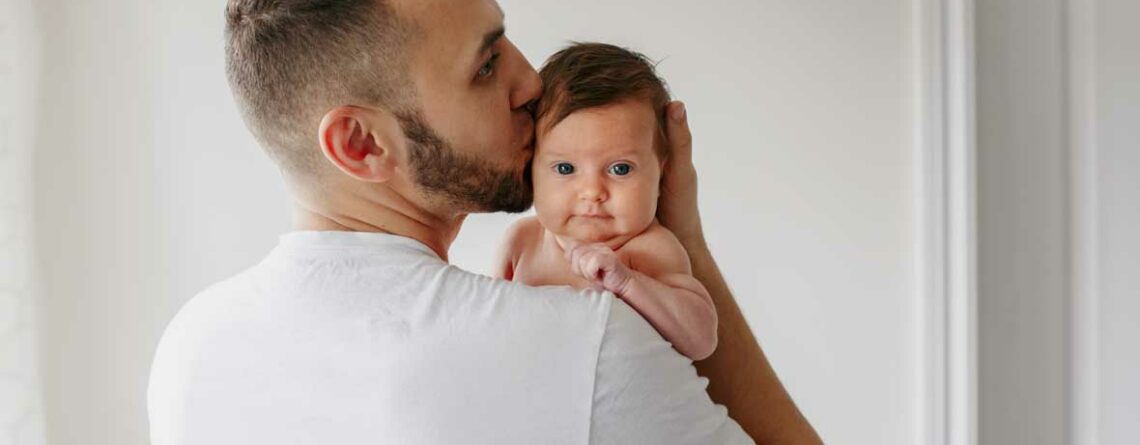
[578,181,608,202]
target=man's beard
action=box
[396,110,533,214]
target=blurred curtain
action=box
[0,0,46,444]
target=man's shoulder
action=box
[173,269,260,323]
[148,269,260,419]
[590,298,754,444]
[437,263,618,325]
[150,270,258,363]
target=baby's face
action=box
[533,99,663,246]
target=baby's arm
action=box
[567,226,718,361]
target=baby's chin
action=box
[568,232,619,245]
[559,225,635,249]
[541,212,651,248]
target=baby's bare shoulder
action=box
[495,216,545,279]
[502,216,545,252]
[620,222,692,276]
[622,221,683,251]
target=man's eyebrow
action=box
[477,26,506,57]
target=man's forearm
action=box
[682,238,822,444]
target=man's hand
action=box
[566,243,633,295]
[653,100,823,443]
[657,101,706,250]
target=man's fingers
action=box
[665,101,692,164]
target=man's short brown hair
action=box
[225,0,415,179]
[536,42,672,158]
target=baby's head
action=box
[532,43,672,245]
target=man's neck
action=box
[291,185,466,262]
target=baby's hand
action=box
[565,243,634,295]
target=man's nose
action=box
[510,47,543,111]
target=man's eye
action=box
[555,163,575,175]
[477,54,499,78]
[609,163,633,176]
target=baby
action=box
[495,43,717,361]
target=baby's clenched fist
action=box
[565,243,634,295]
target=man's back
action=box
[147,231,751,444]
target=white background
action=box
[2,0,1135,444]
[1,0,45,444]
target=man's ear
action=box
[318,106,403,183]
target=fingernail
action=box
[671,102,686,122]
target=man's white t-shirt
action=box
[147,231,751,444]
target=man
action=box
[147,0,821,443]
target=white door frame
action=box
[911,0,977,444]
[1068,0,1099,443]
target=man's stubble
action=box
[396,110,534,214]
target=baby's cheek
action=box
[532,194,572,232]
[629,183,660,223]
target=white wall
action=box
[32,1,290,443]
[1,0,47,443]
[30,1,917,444]
[1091,0,1139,442]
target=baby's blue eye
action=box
[609,163,633,176]
[555,163,575,175]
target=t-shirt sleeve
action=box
[589,298,755,445]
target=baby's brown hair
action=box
[537,42,672,158]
